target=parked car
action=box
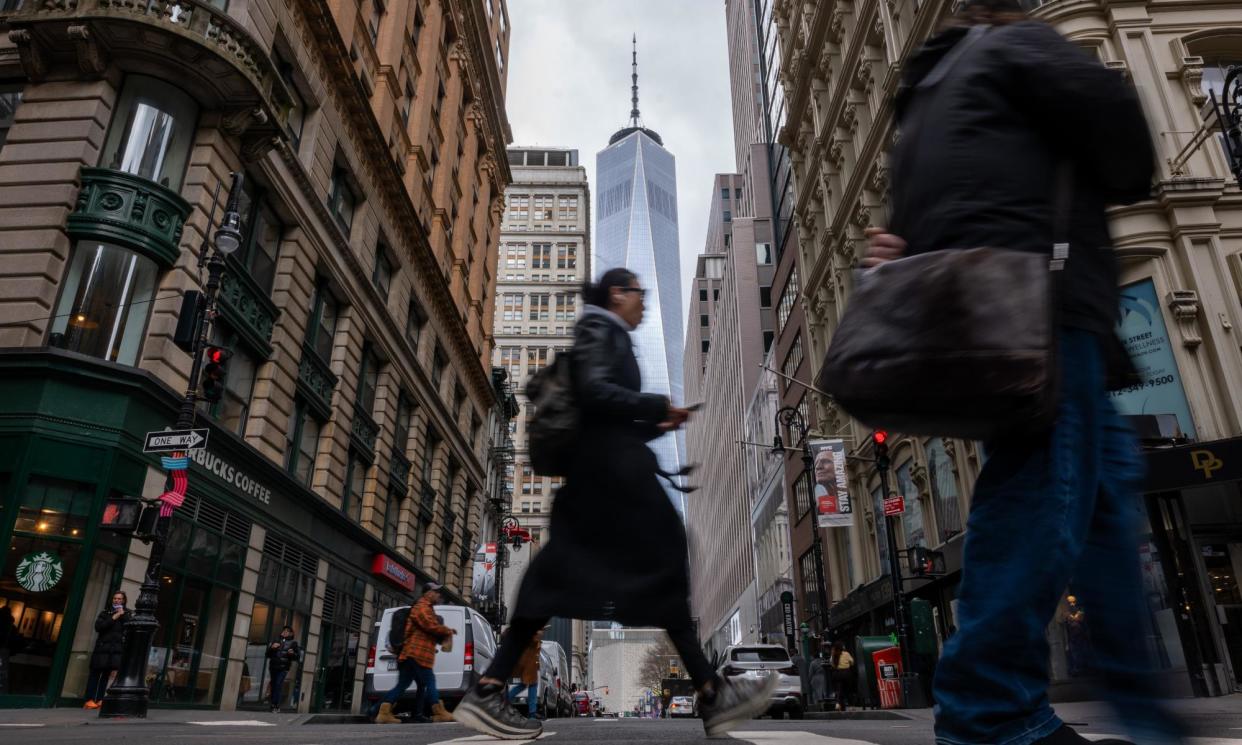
[363,604,498,715]
[716,643,803,719]
[540,640,573,717]
[667,694,696,718]
[573,691,593,716]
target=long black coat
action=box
[513,309,693,629]
[90,609,128,671]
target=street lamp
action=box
[1210,65,1242,182]
[772,406,830,643]
[100,173,245,719]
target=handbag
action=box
[815,27,1075,441]
[525,351,578,477]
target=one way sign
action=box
[143,429,210,453]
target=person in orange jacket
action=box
[375,583,455,724]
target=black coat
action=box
[266,637,301,672]
[512,309,693,628]
[90,609,128,671]
[888,21,1154,337]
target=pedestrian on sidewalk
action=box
[375,583,455,724]
[862,1,1186,743]
[507,628,544,720]
[83,590,128,709]
[828,641,854,712]
[453,268,778,741]
[265,625,300,713]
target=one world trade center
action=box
[595,37,687,516]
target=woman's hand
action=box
[861,227,906,268]
[658,406,691,432]
[112,610,125,620]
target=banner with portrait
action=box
[809,439,853,528]
[471,542,497,604]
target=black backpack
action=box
[387,607,411,652]
[525,352,578,477]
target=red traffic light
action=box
[206,347,228,364]
[873,430,888,445]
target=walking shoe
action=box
[374,702,401,724]
[1033,725,1133,745]
[430,701,454,722]
[700,674,779,738]
[454,683,543,740]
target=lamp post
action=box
[1210,65,1242,183]
[100,173,245,718]
[772,406,830,642]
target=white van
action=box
[363,604,498,714]
[540,640,573,718]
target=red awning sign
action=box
[371,554,416,591]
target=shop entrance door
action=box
[1198,541,1242,689]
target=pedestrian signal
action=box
[872,430,890,471]
[201,346,233,403]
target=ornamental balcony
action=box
[350,404,379,462]
[419,479,436,522]
[218,256,279,356]
[5,0,292,143]
[388,451,411,499]
[66,166,190,269]
[296,342,337,419]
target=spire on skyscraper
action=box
[630,34,641,128]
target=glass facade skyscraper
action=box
[595,51,687,515]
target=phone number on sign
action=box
[1109,374,1176,397]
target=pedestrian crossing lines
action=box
[429,733,555,744]
[729,732,1242,745]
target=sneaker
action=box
[700,674,779,738]
[454,684,544,740]
[1034,725,1133,745]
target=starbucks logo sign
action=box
[15,551,64,593]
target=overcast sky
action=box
[505,0,734,321]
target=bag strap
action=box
[1050,162,1074,272]
[917,24,990,90]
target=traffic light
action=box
[201,346,232,403]
[908,546,946,577]
[872,430,890,471]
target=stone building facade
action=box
[0,0,511,713]
[774,0,1242,698]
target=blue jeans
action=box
[933,329,1184,745]
[509,682,538,717]
[268,669,288,709]
[382,659,436,713]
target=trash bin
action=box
[872,646,903,709]
[854,635,896,708]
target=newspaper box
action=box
[872,645,903,709]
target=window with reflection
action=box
[286,399,323,487]
[102,75,198,190]
[0,84,22,152]
[206,325,258,436]
[307,282,339,362]
[234,178,283,296]
[328,167,358,232]
[48,241,158,365]
[358,345,380,414]
[344,450,367,521]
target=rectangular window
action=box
[308,282,338,362]
[526,346,550,373]
[357,345,380,413]
[782,334,804,381]
[554,293,575,321]
[759,286,772,308]
[700,314,709,327]
[529,293,550,321]
[555,243,576,269]
[208,326,258,437]
[794,471,812,518]
[763,330,774,354]
[393,394,414,458]
[274,51,305,146]
[329,167,357,232]
[701,340,710,354]
[372,245,393,295]
[500,346,521,379]
[383,490,400,545]
[287,400,323,486]
[723,210,732,222]
[344,451,367,520]
[0,84,21,152]
[798,548,820,619]
[432,344,447,386]
[925,437,964,543]
[777,268,800,332]
[699,288,708,302]
[756,242,773,265]
[531,243,552,269]
[406,298,426,347]
[502,293,524,322]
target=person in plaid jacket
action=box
[375,582,455,724]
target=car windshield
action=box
[672,696,692,704]
[730,647,789,663]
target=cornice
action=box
[450,0,513,187]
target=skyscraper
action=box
[595,37,686,514]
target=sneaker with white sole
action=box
[700,674,780,738]
[453,685,543,740]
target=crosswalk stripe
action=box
[1086,736,1242,744]
[729,731,880,744]
[428,732,555,745]
[186,720,276,726]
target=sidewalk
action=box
[0,707,330,728]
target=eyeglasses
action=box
[618,287,647,297]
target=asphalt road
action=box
[5,714,1242,745]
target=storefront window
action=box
[48,241,158,365]
[243,537,316,710]
[146,499,248,706]
[102,75,198,190]
[0,477,94,698]
[313,568,364,712]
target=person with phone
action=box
[454,268,776,741]
[83,590,129,709]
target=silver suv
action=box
[716,644,803,719]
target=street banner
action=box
[1111,278,1196,438]
[809,439,853,528]
[471,542,497,603]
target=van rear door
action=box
[432,606,467,691]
